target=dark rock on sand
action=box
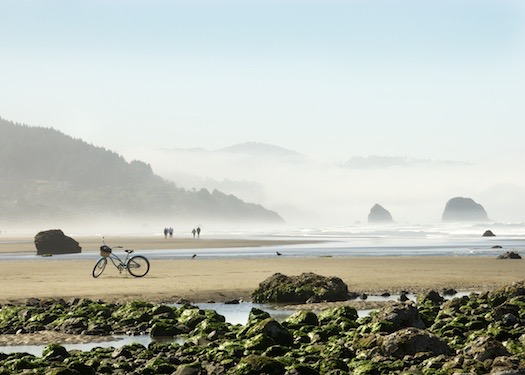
[368,203,394,223]
[442,197,488,222]
[497,251,522,259]
[34,229,81,255]
[483,229,496,237]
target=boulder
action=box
[283,310,319,328]
[252,272,349,303]
[368,203,394,224]
[418,290,445,305]
[370,302,426,333]
[380,327,453,358]
[462,335,510,361]
[34,229,81,255]
[243,318,293,347]
[483,230,496,237]
[497,251,522,260]
[442,197,488,222]
[441,288,457,296]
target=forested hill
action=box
[0,117,283,224]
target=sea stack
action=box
[442,197,488,222]
[368,203,394,224]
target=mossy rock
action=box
[283,311,319,329]
[252,272,349,303]
[150,318,185,337]
[317,306,358,325]
[235,354,286,374]
[42,343,69,360]
[178,307,206,329]
[151,305,177,319]
[244,333,277,351]
[145,357,176,373]
[241,317,293,347]
[247,308,271,325]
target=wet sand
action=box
[0,235,320,254]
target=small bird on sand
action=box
[276,251,282,256]
[191,254,197,259]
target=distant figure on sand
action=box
[163,228,168,239]
[196,227,201,238]
[169,227,173,238]
[192,228,196,238]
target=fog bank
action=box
[129,145,525,226]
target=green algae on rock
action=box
[2,282,525,373]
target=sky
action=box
[2,0,525,225]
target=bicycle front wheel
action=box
[127,255,150,277]
[93,257,107,278]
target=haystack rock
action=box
[368,203,394,223]
[441,197,488,222]
[34,229,81,255]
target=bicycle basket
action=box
[100,245,112,257]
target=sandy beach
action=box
[0,235,320,254]
[0,235,523,305]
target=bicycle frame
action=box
[106,250,134,273]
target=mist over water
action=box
[2,141,524,238]
[129,145,525,228]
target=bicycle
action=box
[92,239,150,278]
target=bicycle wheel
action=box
[92,257,107,278]
[127,255,150,277]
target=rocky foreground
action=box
[2,282,525,374]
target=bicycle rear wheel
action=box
[92,257,107,278]
[127,255,150,277]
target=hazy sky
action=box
[2,0,525,163]
[2,1,525,225]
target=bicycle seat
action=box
[125,249,134,253]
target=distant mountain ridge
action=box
[343,155,470,169]
[218,142,303,158]
[161,142,304,161]
[0,117,283,224]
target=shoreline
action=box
[0,235,322,254]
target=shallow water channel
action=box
[0,292,471,356]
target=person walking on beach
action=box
[192,228,196,238]
[196,227,201,238]
[169,227,173,238]
[163,228,168,239]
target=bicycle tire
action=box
[127,255,150,277]
[92,257,107,278]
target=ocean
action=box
[1,222,524,261]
